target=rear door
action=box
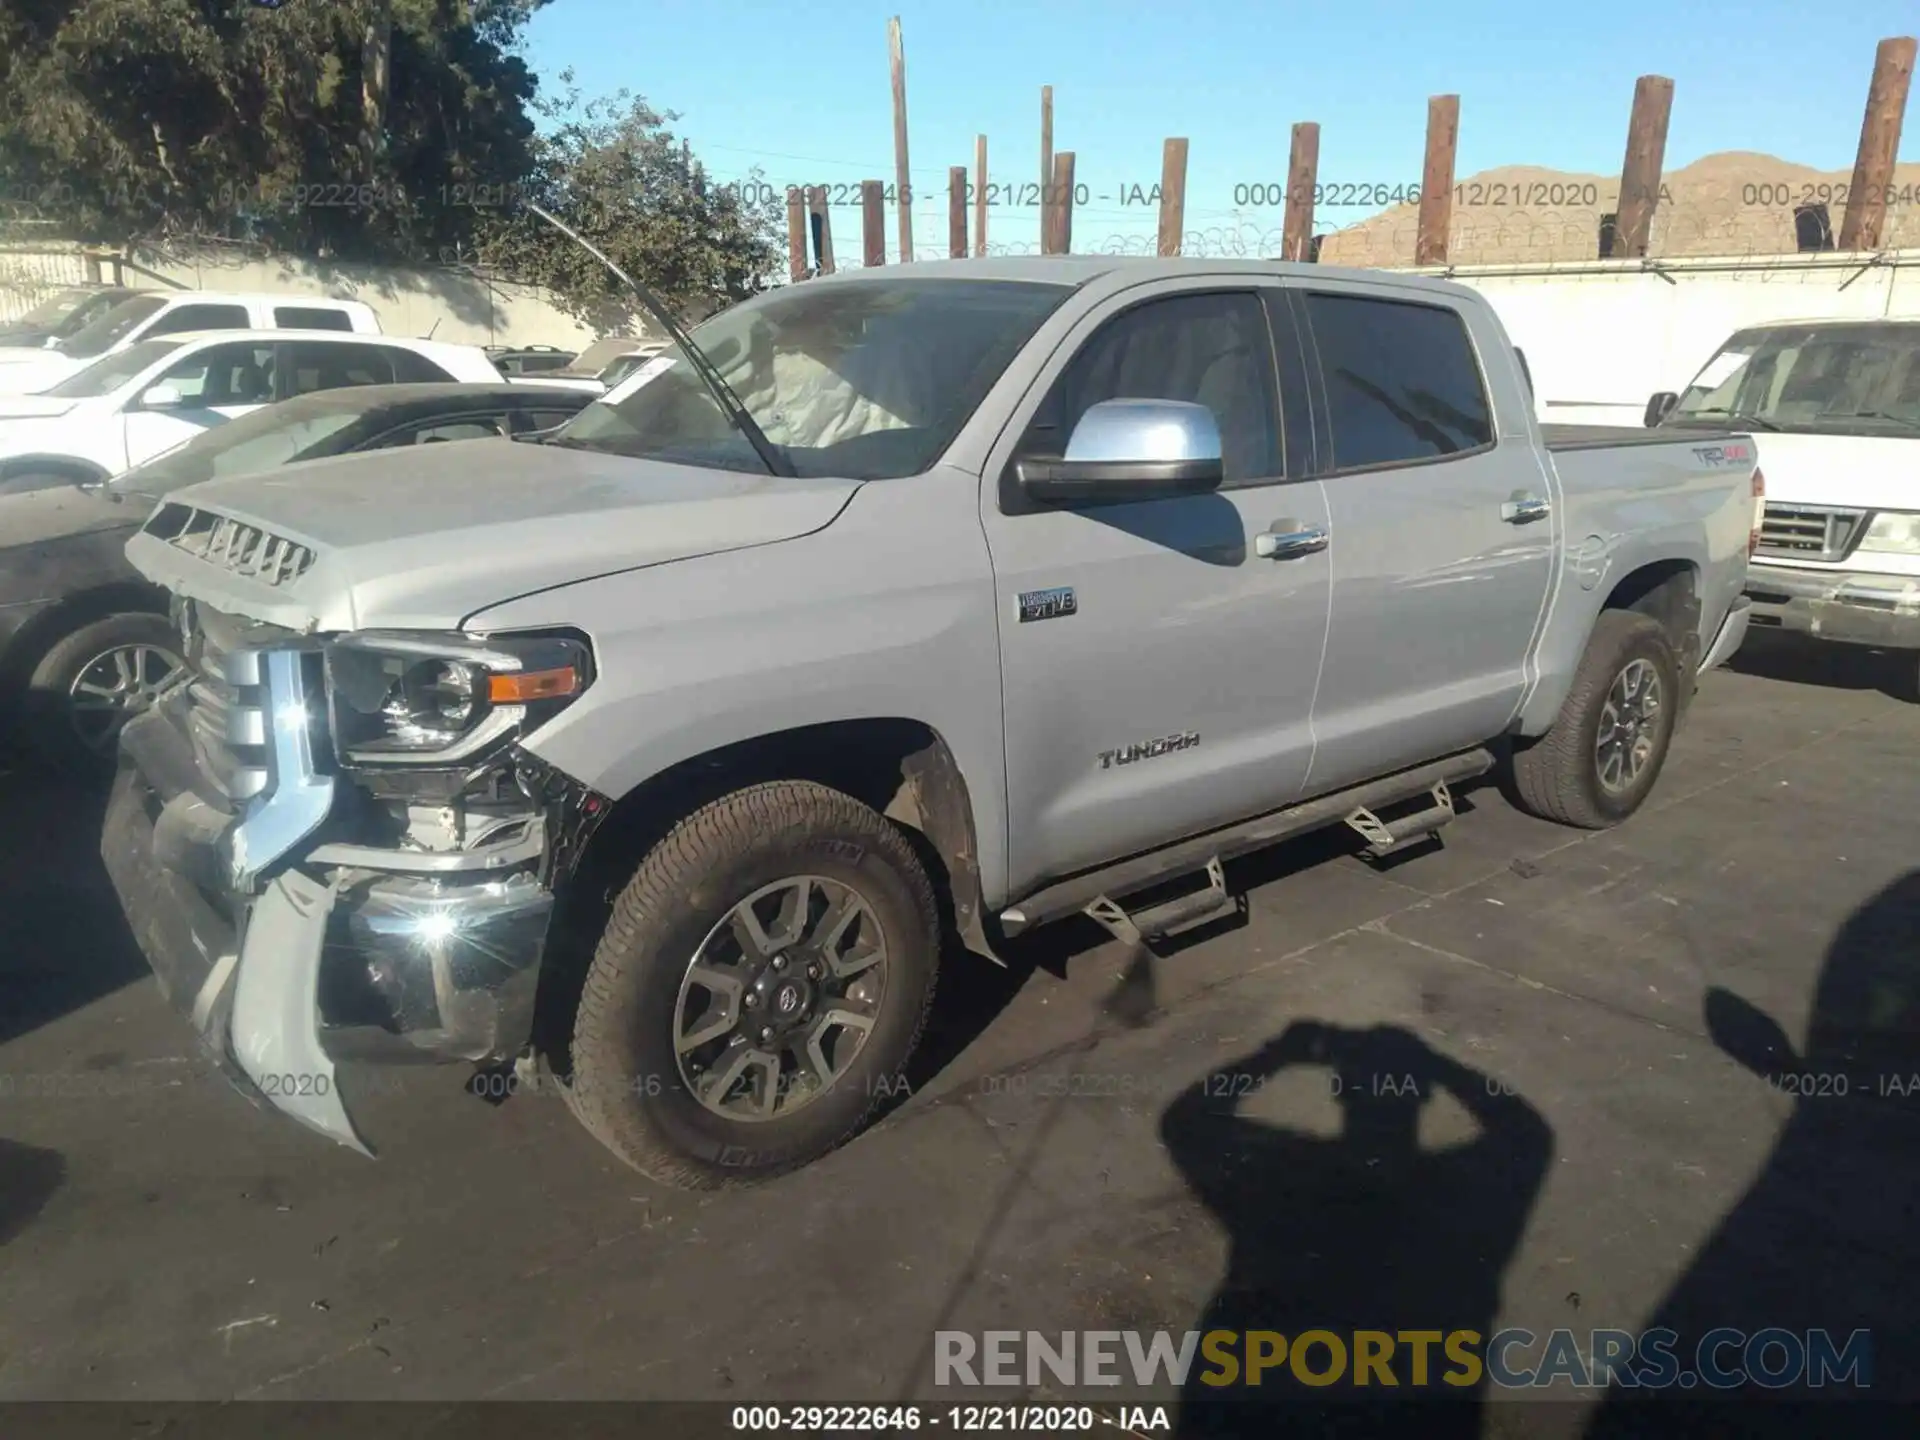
[1292,284,1556,793]
[980,281,1333,896]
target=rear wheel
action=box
[566,780,940,1188]
[1509,610,1681,829]
[18,613,184,773]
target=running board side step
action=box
[1345,780,1456,859]
[1085,857,1237,946]
[999,748,1494,938]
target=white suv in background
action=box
[1650,317,1920,697]
[0,330,503,493]
[0,291,382,395]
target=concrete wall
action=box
[0,241,647,351]
[1404,249,1920,427]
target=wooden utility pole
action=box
[1415,95,1460,266]
[1613,75,1675,259]
[1047,152,1076,254]
[1282,122,1320,262]
[1840,36,1918,250]
[888,17,913,262]
[806,185,835,274]
[948,166,968,257]
[974,134,989,256]
[1157,137,1189,256]
[786,187,808,280]
[862,180,887,266]
[1040,86,1054,250]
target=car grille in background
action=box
[1756,504,1867,564]
[148,503,315,588]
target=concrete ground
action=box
[1,632,1916,1437]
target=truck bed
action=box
[1540,423,1744,451]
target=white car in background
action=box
[1649,317,1920,697]
[0,330,504,493]
[0,291,382,395]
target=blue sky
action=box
[523,0,1920,260]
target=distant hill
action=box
[1315,151,1920,266]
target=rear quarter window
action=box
[274,306,354,331]
[387,348,458,383]
[1305,292,1494,470]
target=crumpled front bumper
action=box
[102,696,561,1155]
[1745,563,1920,650]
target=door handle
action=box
[1502,493,1551,524]
[1255,522,1330,559]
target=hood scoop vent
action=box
[147,502,317,589]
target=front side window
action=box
[554,278,1072,480]
[146,303,252,337]
[155,342,277,406]
[114,403,369,496]
[1018,291,1281,485]
[1305,292,1493,470]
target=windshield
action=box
[116,405,365,496]
[58,294,166,359]
[553,278,1072,479]
[43,338,185,399]
[1669,323,1920,432]
[13,288,107,331]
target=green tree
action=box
[478,72,786,326]
[0,0,549,260]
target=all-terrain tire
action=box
[1509,610,1682,830]
[567,780,940,1189]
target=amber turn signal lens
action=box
[488,666,580,704]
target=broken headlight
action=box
[324,630,594,767]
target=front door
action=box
[980,283,1334,898]
[1290,284,1556,794]
[121,339,279,468]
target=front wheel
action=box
[1508,610,1682,829]
[18,612,185,773]
[566,781,941,1188]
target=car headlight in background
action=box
[1858,510,1920,556]
[324,630,593,766]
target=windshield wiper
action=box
[1836,409,1920,431]
[525,201,792,479]
[1686,408,1782,431]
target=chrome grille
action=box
[1757,504,1867,563]
[180,602,271,805]
[150,503,315,588]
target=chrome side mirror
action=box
[1015,398,1226,506]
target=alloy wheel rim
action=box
[67,643,185,754]
[1595,657,1663,795]
[673,875,889,1122]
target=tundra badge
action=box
[1018,586,1078,623]
[1099,732,1200,769]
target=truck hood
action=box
[1751,431,1920,512]
[121,438,863,633]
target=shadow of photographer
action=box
[1161,1020,1553,1437]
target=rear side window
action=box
[274,306,353,332]
[284,341,396,396]
[386,348,458,383]
[146,302,251,337]
[1304,293,1493,470]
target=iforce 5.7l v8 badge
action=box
[1017,586,1077,623]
